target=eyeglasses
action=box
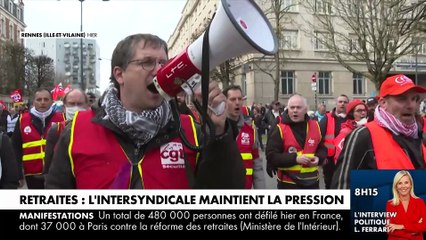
[127,58,167,71]
[354,109,367,113]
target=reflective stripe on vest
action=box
[241,153,253,176]
[22,139,46,148]
[276,120,321,183]
[23,152,45,161]
[324,112,336,157]
[367,121,426,169]
[279,152,318,173]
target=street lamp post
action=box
[79,0,84,91]
[79,0,109,91]
[415,44,419,85]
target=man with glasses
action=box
[332,75,426,189]
[46,34,244,189]
[319,94,349,189]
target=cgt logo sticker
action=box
[160,142,184,167]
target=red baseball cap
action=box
[379,74,426,97]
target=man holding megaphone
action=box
[46,34,245,189]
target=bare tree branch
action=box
[301,0,426,89]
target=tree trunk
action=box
[274,52,280,101]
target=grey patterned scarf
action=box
[101,86,171,146]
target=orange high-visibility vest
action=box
[324,112,336,157]
[276,120,321,184]
[367,121,426,169]
[70,110,199,189]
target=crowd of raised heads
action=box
[1,33,425,192]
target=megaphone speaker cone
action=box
[152,0,278,99]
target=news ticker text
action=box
[0,210,349,235]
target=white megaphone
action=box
[150,0,278,100]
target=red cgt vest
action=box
[20,111,64,176]
[324,112,336,157]
[70,110,199,189]
[236,120,258,189]
[367,121,426,169]
[276,119,321,184]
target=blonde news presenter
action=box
[386,170,426,239]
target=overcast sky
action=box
[24,0,186,92]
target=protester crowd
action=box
[1,33,426,191]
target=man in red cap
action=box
[332,74,426,189]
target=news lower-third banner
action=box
[1,176,423,238]
[0,190,350,236]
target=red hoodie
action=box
[333,119,357,164]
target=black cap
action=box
[366,97,378,106]
[87,92,96,99]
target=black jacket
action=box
[45,104,245,189]
[331,125,425,189]
[0,132,19,189]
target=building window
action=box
[283,0,298,12]
[315,0,333,14]
[353,73,363,95]
[282,30,298,50]
[318,71,331,95]
[1,18,4,37]
[314,32,330,51]
[9,24,13,41]
[241,73,247,96]
[349,34,360,53]
[417,42,426,55]
[280,71,294,95]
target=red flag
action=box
[52,84,61,101]
[63,84,72,95]
[0,100,7,110]
[10,89,23,103]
